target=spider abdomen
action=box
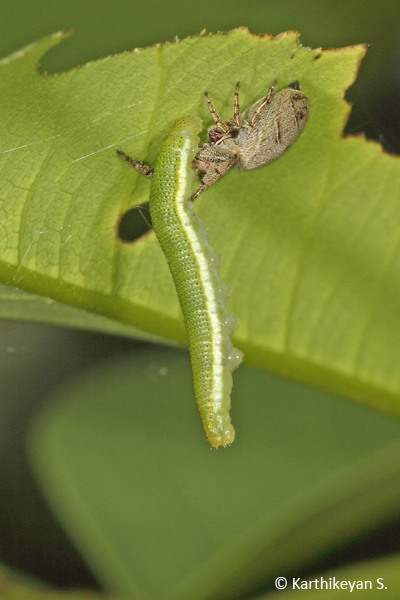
[234,88,309,169]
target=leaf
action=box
[2,30,400,422]
[0,283,171,342]
[29,347,400,600]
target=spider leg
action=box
[248,80,277,127]
[191,183,208,201]
[204,91,230,133]
[233,81,242,127]
[191,146,237,200]
[117,150,154,178]
[191,166,229,200]
[191,164,229,200]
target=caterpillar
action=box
[119,116,242,447]
[119,80,308,445]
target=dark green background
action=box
[0,0,399,592]
[2,0,400,151]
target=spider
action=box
[118,80,309,200]
[191,80,309,199]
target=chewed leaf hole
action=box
[118,203,152,242]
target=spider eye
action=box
[230,130,239,139]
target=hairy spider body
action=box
[191,81,309,199]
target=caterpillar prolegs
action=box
[119,117,242,447]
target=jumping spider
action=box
[118,80,309,200]
[192,80,309,199]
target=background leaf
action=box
[0,283,167,342]
[262,554,400,598]
[29,347,400,600]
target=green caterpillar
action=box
[119,79,309,445]
[119,117,242,447]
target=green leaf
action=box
[0,283,171,342]
[29,347,400,600]
[2,30,400,423]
